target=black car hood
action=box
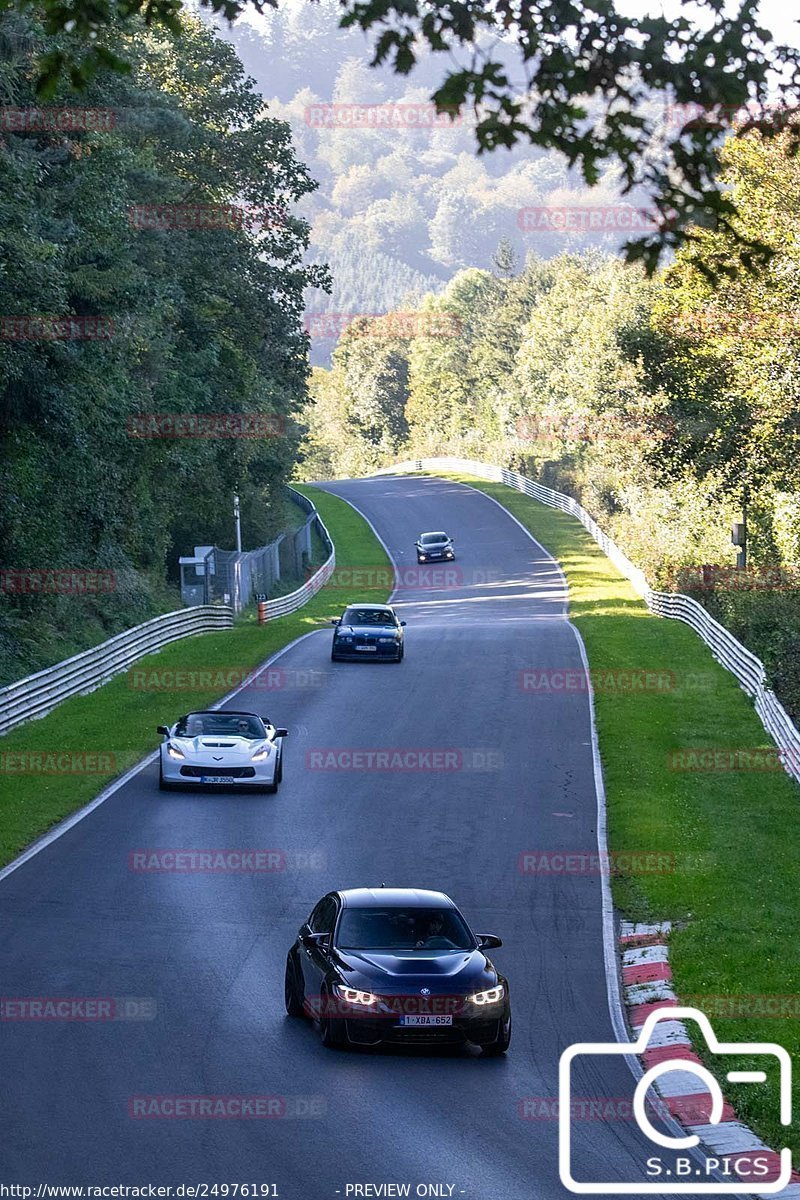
[333,948,497,994]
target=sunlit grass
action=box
[441,470,800,1157]
[0,486,390,867]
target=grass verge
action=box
[438,471,800,1157]
[0,486,390,869]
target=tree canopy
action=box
[9,0,800,267]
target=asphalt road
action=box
[0,475,722,1198]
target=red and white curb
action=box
[619,922,799,1196]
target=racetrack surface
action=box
[0,475,724,1198]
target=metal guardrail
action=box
[373,456,800,785]
[0,489,337,736]
[0,606,234,736]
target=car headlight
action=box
[167,743,185,760]
[251,745,272,762]
[419,553,427,560]
[338,635,352,643]
[469,985,505,1005]
[378,637,393,643]
[332,985,379,1007]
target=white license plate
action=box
[201,775,233,784]
[399,1014,453,1027]
[355,645,377,652]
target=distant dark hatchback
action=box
[285,887,511,1053]
[415,531,455,563]
[330,603,406,662]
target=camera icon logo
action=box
[559,1006,792,1193]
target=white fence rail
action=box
[0,491,336,736]
[374,456,800,785]
[0,606,234,736]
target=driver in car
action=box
[414,913,456,950]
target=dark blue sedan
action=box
[284,887,511,1053]
[330,603,406,662]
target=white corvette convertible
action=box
[157,710,288,793]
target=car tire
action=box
[331,650,340,662]
[158,761,178,791]
[284,954,305,1017]
[275,748,283,784]
[319,989,347,1048]
[482,1014,511,1056]
[393,645,404,662]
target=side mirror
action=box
[156,725,169,736]
[330,618,340,625]
[274,728,289,738]
[400,620,407,627]
[305,932,331,951]
[478,934,502,950]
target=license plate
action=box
[399,1014,453,1027]
[201,775,232,784]
[355,645,376,652]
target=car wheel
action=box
[393,645,404,662]
[319,989,347,1048]
[275,748,283,784]
[482,1014,511,1056]
[158,761,177,791]
[331,650,340,662]
[284,954,305,1017]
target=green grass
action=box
[0,486,390,868]
[437,471,800,1158]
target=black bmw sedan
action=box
[284,887,511,1053]
[330,604,406,662]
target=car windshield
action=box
[341,608,394,626]
[420,533,448,545]
[336,906,475,951]
[174,713,265,739]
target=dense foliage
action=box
[8,0,800,268]
[236,14,664,367]
[0,11,324,682]
[301,127,800,717]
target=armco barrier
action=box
[0,606,234,735]
[0,491,336,735]
[372,456,800,785]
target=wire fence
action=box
[1,488,336,735]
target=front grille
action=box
[179,766,256,778]
[387,1025,465,1044]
